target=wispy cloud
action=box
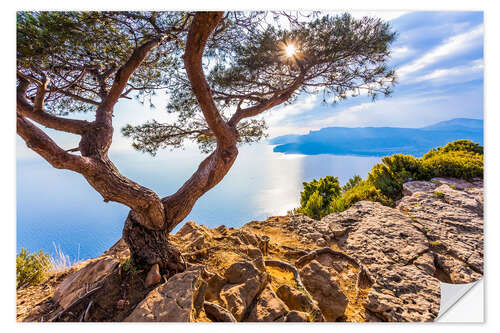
[390,46,414,61]
[397,24,483,79]
[412,59,483,84]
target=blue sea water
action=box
[16,142,380,262]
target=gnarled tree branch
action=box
[17,82,91,135]
[100,35,168,113]
[228,76,304,126]
[183,11,236,147]
[162,12,240,231]
[16,115,90,172]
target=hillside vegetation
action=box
[295,140,483,219]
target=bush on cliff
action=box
[295,140,483,219]
[296,176,341,219]
[330,180,391,213]
[16,248,52,288]
[367,154,430,200]
[341,175,363,193]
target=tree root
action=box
[79,300,93,322]
[50,286,102,322]
[264,259,306,291]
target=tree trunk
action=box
[122,211,185,276]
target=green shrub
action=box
[341,175,362,193]
[367,154,429,200]
[298,190,327,220]
[120,258,138,276]
[421,151,483,180]
[300,176,341,208]
[330,180,391,212]
[422,139,483,159]
[297,176,341,219]
[16,248,52,288]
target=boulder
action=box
[53,256,119,309]
[364,265,440,322]
[124,270,206,322]
[174,221,212,252]
[104,238,130,259]
[412,252,436,276]
[204,271,226,302]
[327,202,430,271]
[276,285,324,321]
[219,261,268,321]
[402,180,438,196]
[285,310,310,322]
[144,263,161,288]
[203,302,237,322]
[298,260,347,321]
[434,253,482,284]
[245,286,289,322]
[431,177,475,190]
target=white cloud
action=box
[412,59,483,84]
[390,46,414,61]
[397,25,484,79]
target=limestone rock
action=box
[175,221,212,252]
[53,256,119,309]
[434,253,482,283]
[413,252,436,276]
[144,263,161,288]
[204,302,237,322]
[402,180,438,196]
[125,270,206,322]
[299,260,347,321]
[204,271,226,302]
[398,181,483,280]
[245,286,289,322]
[325,202,430,270]
[219,261,268,321]
[320,201,442,321]
[276,285,324,321]
[104,238,130,259]
[364,265,440,322]
[285,310,310,322]
[431,177,476,190]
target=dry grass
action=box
[267,265,297,291]
[49,242,81,273]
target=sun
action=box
[285,44,296,57]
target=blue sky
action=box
[264,11,484,136]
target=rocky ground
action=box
[17,177,483,323]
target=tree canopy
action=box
[18,11,396,154]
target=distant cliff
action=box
[270,118,483,156]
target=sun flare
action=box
[285,44,296,57]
